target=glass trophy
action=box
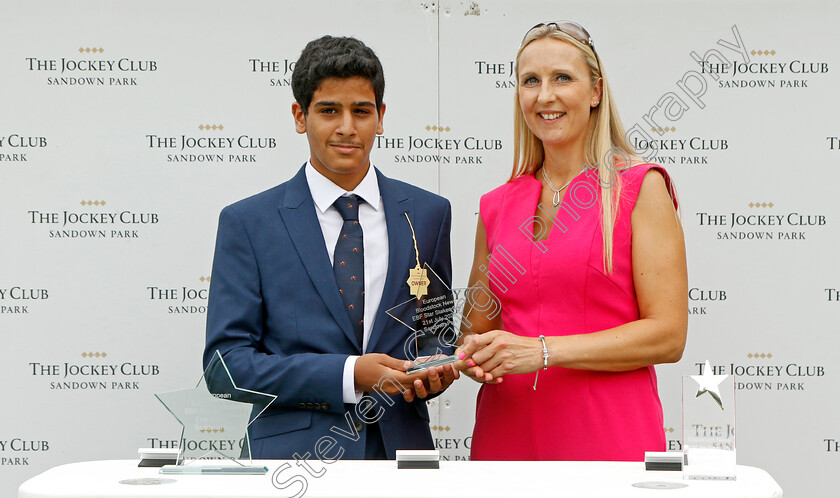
[385,213,502,372]
[386,262,501,373]
[682,360,736,480]
[154,350,276,474]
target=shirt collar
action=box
[305,161,382,214]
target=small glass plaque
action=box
[682,360,736,480]
[154,350,275,475]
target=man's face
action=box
[292,76,385,189]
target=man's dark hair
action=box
[292,35,385,114]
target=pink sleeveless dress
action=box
[471,164,673,461]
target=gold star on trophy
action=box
[407,264,430,299]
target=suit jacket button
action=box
[306,402,314,409]
[298,403,306,409]
[321,403,328,410]
[354,421,364,432]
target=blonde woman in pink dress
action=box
[455,22,688,461]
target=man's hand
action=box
[402,360,460,402]
[354,353,416,395]
[354,353,461,403]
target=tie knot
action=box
[333,195,362,221]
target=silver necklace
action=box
[542,168,573,207]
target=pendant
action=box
[407,264,430,299]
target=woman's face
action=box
[517,37,601,153]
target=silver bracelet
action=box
[532,335,550,390]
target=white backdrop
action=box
[2,1,838,496]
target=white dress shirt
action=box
[305,162,389,404]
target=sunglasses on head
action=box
[522,21,596,52]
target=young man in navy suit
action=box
[204,36,457,460]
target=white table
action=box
[18,459,783,498]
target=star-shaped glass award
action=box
[682,359,736,480]
[154,350,276,474]
[387,262,501,373]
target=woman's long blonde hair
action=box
[511,24,633,273]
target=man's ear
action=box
[292,102,306,134]
[376,103,386,135]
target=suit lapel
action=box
[368,170,414,351]
[277,166,357,348]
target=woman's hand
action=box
[456,330,543,380]
[455,355,502,384]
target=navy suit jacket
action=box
[204,165,452,459]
